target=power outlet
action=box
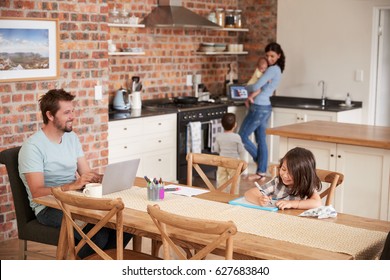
[194,74,202,84]
[186,75,193,86]
[94,85,103,100]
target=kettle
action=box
[113,87,130,110]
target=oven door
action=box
[177,120,221,186]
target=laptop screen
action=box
[227,84,248,101]
[101,158,140,195]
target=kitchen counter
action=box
[266,120,390,149]
[109,96,362,121]
[270,96,362,112]
[109,108,177,121]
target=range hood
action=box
[140,0,221,29]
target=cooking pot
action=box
[173,96,198,104]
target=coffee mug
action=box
[83,183,103,198]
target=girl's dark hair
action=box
[39,89,75,124]
[278,147,322,198]
[265,42,286,73]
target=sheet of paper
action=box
[164,184,209,197]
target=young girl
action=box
[244,147,322,210]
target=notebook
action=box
[229,197,278,212]
[101,158,140,195]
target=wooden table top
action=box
[266,121,390,149]
[34,177,390,260]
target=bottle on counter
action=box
[345,93,352,106]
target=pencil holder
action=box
[147,182,159,201]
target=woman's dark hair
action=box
[278,147,321,198]
[265,42,286,73]
[39,89,75,124]
[221,113,236,131]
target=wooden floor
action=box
[0,174,258,260]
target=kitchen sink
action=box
[296,104,323,109]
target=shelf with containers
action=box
[108,22,145,56]
[194,51,248,55]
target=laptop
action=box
[101,158,140,195]
[227,84,248,104]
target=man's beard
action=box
[54,118,73,133]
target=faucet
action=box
[318,80,326,106]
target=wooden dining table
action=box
[34,177,390,260]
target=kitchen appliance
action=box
[113,87,130,110]
[130,91,142,109]
[141,0,221,29]
[143,98,227,186]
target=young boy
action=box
[213,113,246,194]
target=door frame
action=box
[369,6,390,125]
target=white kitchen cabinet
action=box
[108,113,177,182]
[278,137,390,221]
[269,107,362,163]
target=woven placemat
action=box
[104,187,386,259]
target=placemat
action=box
[104,187,387,259]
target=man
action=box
[19,89,131,258]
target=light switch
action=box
[186,75,193,86]
[94,85,103,100]
[355,69,364,82]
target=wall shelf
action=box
[195,51,248,55]
[221,27,249,32]
[109,52,145,56]
[108,23,145,28]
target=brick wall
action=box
[0,0,276,242]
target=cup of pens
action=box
[145,176,164,201]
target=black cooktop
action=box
[142,98,226,112]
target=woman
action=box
[239,42,286,180]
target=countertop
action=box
[266,120,390,150]
[109,96,362,121]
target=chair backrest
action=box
[380,231,390,260]
[0,147,59,247]
[186,153,248,194]
[268,164,344,206]
[147,204,237,260]
[51,187,125,260]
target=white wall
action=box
[277,0,390,123]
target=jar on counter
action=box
[216,8,225,27]
[234,9,242,28]
[225,9,235,28]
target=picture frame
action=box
[0,18,59,82]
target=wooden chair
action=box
[186,153,248,194]
[268,164,344,206]
[147,204,237,260]
[0,146,60,259]
[380,231,390,260]
[51,187,159,260]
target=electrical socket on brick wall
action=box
[94,83,103,100]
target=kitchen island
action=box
[266,121,390,221]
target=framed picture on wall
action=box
[0,18,59,82]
